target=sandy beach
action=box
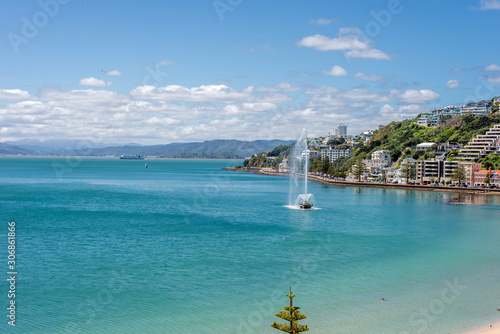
[461,322,500,334]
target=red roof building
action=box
[473,169,500,186]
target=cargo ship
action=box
[119,155,144,160]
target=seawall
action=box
[222,168,500,195]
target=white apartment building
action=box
[335,124,347,137]
[429,100,492,126]
[321,148,353,163]
[458,124,500,161]
[363,150,392,172]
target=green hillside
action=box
[367,114,500,162]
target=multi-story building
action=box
[429,101,492,126]
[473,169,500,186]
[460,100,492,116]
[321,147,353,163]
[436,142,462,153]
[464,162,483,185]
[363,150,392,172]
[458,124,500,161]
[309,139,322,148]
[278,158,289,173]
[416,115,431,127]
[430,106,461,126]
[308,149,321,158]
[416,142,436,151]
[414,159,480,184]
[359,130,374,141]
[335,124,347,137]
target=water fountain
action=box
[288,129,316,209]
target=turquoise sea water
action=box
[1,157,500,334]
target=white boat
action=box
[119,155,144,160]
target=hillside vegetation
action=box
[363,114,500,162]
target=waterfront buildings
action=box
[308,149,321,158]
[321,147,353,163]
[458,124,500,161]
[473,169,500,186]
[363,150,392,172]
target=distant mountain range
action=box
[0,139,293,158]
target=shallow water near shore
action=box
[1,157,500,333]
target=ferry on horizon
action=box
[119,155,144,160]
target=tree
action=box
[400,161,415,184]
[381,169,387,183]
[327,137,345,146]
[451,165,467,186]
[352,156,365,181]
[321,157,330,173]
[271,287,309,333]
[327,163,334,176]
[485,173,490,185]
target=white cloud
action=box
[485,64,500,71]
[129,84,253,103]
[310,18,335,25]
[345,49,391,60]
[303,86,339,95]
[354,73,384,81]
[0,79,444,145]
[450,67,466,73]
[485,73,500,84]
[153,59,173,67]
[251,93,293,103]
[0,89,32,100]
[223,102,277,115]
[389,89,440,104]
[446,80,460,89]
[379,104,425,119]
[306,88,388,111]
[255,82,300,92]
[240,102,276,112]
[479,0,500,10]
[296,29,370,51]
[296,28,391,60]
[104,70,122,76]
[323,66,347,77]
[79,77,106,87]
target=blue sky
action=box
[0,0,499,144]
